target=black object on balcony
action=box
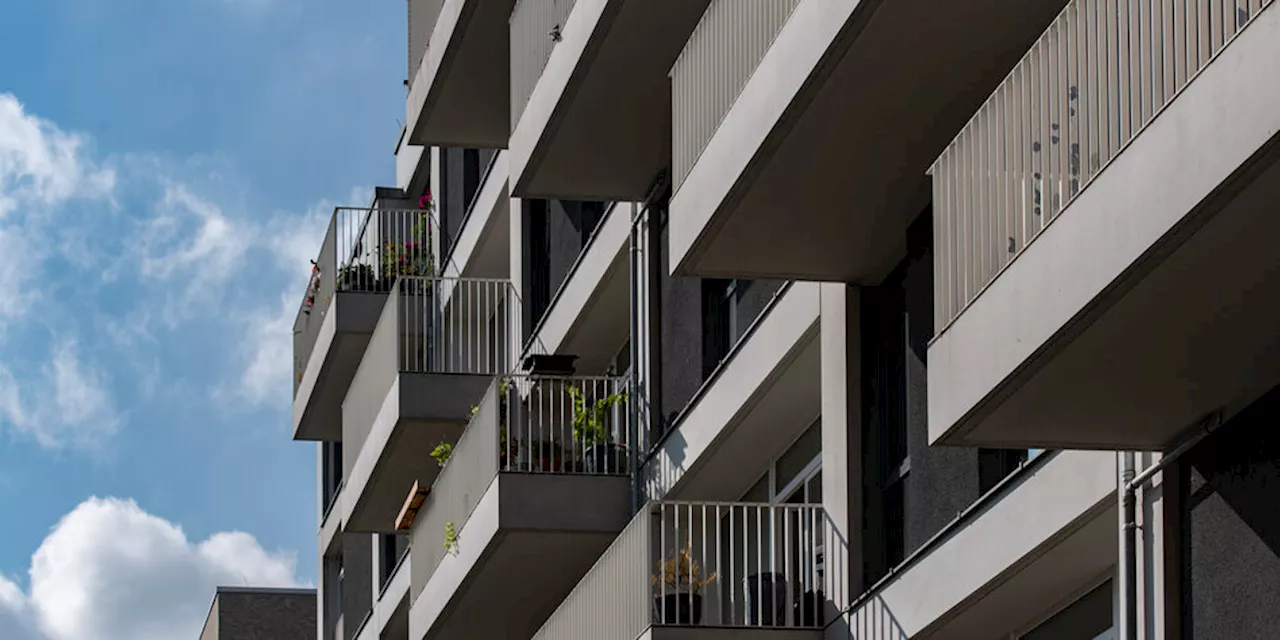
[654,593,702,625]
[745,573,788,625]
[521,354,578,376]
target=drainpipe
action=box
[1118,411,1220,639]
[628,201,641,514]
[1120,452,1138,640]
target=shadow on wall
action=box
[1188,387,1280,556]
[838,593,907,640]
[643,423,688,500]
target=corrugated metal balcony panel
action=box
[532,506,651,640]
[671,0,803,192]
[511,0,580,129]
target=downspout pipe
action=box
[627,201,641,514]
[1119,411,1220,640]
[1120,452,1138,640]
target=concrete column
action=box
[508,195,524,361]
[820,282,862,638]
[1139,453,1168,640]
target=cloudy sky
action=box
[0,0,403,637]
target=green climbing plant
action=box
[430,442,453,467]
[568,386,628,446]
[443,521,459,556]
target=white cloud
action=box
[135,184,253,325]
[237,293,298,405]
[0,497,305,640]
[233,188,364,407]
[0,94,115,219]
[0,94,116,324]
[0,341,119,451]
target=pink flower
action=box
[419,191,433,209]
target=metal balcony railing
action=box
[671,0,803,192]
[409,374,635,601]
[501,374,634,475]
[510,0,580,128]
[535,501,829,639]
[930,0,1275,333]
[395,276,516,376]
[293,207,437,392]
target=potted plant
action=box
[652,546,716,625]
[568,386,629,474]
[337,263,375,291]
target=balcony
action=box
[406,0,516,148]
[438,151,511,281]
[646,282,821,501]
[408,375,634,639]
[838,451,1117,638]
[524,201,631,373]
[928,0,1280,449]
[668,0,1068,281]
[508,0,713,200]
[342,276,517,533]
[536,501,831,640]
[293,207,437,441]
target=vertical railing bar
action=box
[661,504,668,625]
[747,506,757,627]
[701,505,708,625]
[785,506,793,627]
[687,502,694,626]
[729,505,736,626]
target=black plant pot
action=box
[654,593,702,625]
[521,354,578,376]
[585,443,628,474]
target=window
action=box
[526,199,551,336]
[322,441,343,514]
[1020,579,1116,640]
[979,448,1029,494]
[702,279,757,378]
[861,278,909,589]
[462,148,482,213]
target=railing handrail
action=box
[395,274,514,285]
[652,499,822,510]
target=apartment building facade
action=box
[292,0,1280,638]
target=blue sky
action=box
[0,0,404,636]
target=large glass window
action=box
[1020,579,1116,640]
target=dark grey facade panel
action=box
[342,534,373,640]
[1181,384,1280,640]
[211,589,315,640]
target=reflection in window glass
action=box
[777,420,821,493]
